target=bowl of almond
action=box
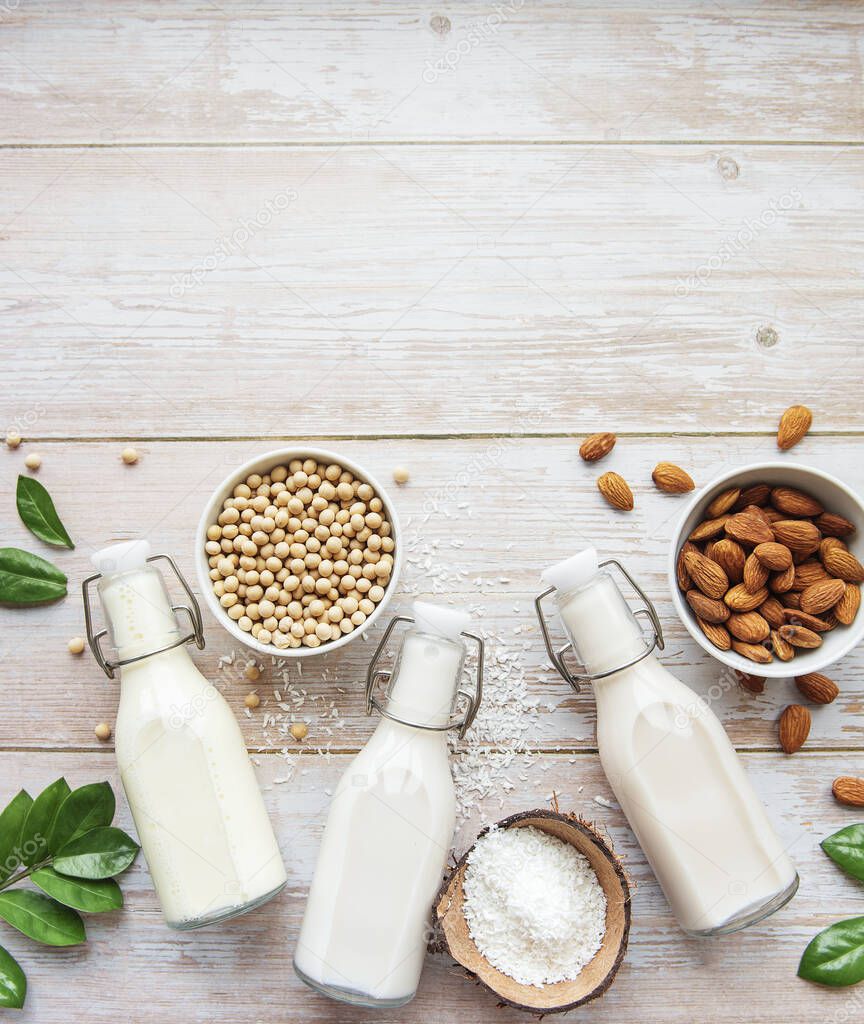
[669,463,864,677]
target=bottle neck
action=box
[97,565,183,665]
[383,629,465,731]
[557,570,651,679]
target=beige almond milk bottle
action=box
[536,547,798,936]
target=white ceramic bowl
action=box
[669,462,864,678]
[195,447,403,658]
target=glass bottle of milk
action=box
[294,601,483,1008]
[83,540,287,930]
[535,547,798,936]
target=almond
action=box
[725,583,769,612]
[781,608,832,632]
[676,541,698,592]
[800,578,846,615]
[732,640,773,664]
[778,704,811,753]
[652,462,695,494]
[754,542,793,571]
[791,559,829,591]
[778,624,822,649]
[816,512,856,539]
[727,612,770,643]
[709,539,746,583]
[736,670,765,694]
[725,510,774,547]
[822,546,864,584]
[820,536,846,560]
[781,591,802,609]
[835,583,861,626]
[683,551,729,600]
[760,596,786,629]
[832,777,864,807]
[734,483,771,510]
[597,472,633,511]
[763,507,784,524]
[770,486,823,518]
[688,515,730,543]
[777,404,812,451]
[772,519,821,553]
[795,672,839,705]
[771,629,795,661]
[769,564,796,594]
[706,487,741,518]
[686,589,730,623]
[697,618,732,651]
[743,552,770,594]
[579,432,616,462]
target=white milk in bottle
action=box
[294,601,482,1007]
[84,540,287,929]
[537,548,798,935]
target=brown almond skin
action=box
[706,487,741,518]
[781,591,802,610]
[791,559,829,591]
[725,511,774,546]
[816,512,856,538]
[760,596,786,629]
[676,541,698,592]
[579,432,616,462]
[770,564,796,594]
[652,462,695,494]
[736,670,765,694]
[686,590,730,624]
[772,519,821,553]
[710,539,746,583]
[727,612,770,643]
[697,617,732,651]
[800,578,846,616]
[770,486,823,518]
[823,546,864,584]
[771,629,795,661]
[781,608,832,632]
[754,542,793,571]
[779,704,811,753]
[734,483,771,510]
[732,640,773,664]
[743,553,770,594]
[688,516,730,543]
[833,777,864,807]
[683,550,729,600]
[597,472,633,511]
[795,672,839,705]
[835,583,861,626]
[725,583,769,612]
[777,405,812,450]
[779,624,822,649]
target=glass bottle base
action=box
[684,872,799,937]
[166,879,287,931]
[293,960,416,1009]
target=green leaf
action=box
[0,891,85,946]
[822,824,864,883]
[0,548,67,606]
[49,782,115,853]
[0,791,33,883]
[799,916,864,987]
[0,944,26,1008]
[19,778,70,867]
[54,827,139,880]
[31,868,122,914]
[15,476,75,549]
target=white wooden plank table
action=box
[2,3,864,1020]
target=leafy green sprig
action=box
[0,779,139,1009]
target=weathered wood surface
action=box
[1,437,862,753]
[2,2,863,144]
[1,751,861,1024]
[1,143,862,436]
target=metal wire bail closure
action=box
[82,554,206,679]
[365,615,484,739]
[534,558,664,692]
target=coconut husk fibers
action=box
[434,809,631,1015]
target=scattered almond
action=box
[736,670,765,694]
[579,432,616,462]
[652,462,695,494]
[597,472,633,511]
[777,405,812,450]
[832,777,864,807]
[779,704,811,753]
[794,672,839,705]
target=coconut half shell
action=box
[434,809,631,1015]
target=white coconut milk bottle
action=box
[536,548,798,936]
[294,601,483,1008]
[83,540,287,929]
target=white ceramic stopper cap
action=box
[541,547,599,592]
[91,539,151,576]
[413,600,470,640]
